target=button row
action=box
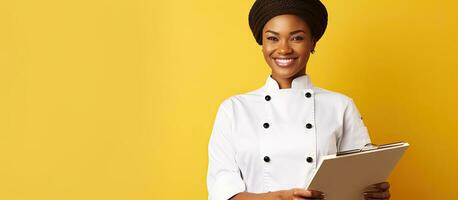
[263,156,313,163]
[263,122,313,129]
[264,92,312,102]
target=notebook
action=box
[305,142,409,200]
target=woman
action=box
[207,0,391,199]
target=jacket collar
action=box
[265,74,313,91]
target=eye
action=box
[267,36,278,41]
[292,36,304,41]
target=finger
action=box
[363,187,382,193]
[291,198,322,200]
[364,191,391,199]
[364,187,386,193]
[293,189,325,199]
[373,182,390,191]
[365,182,390,192]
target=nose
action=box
[278,40,293,54]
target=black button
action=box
[264,156,270,162]
[305,92,312,98]
[265,95,271,101]
[306,157,313,163]
[263,123,270,129]
[306,123,313,129]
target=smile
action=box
[274,57,297,67]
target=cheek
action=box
[298,52,311,64]
[294,44,312,57]
[261,46,275,60]
[262,45,273,54]
[297,48,310,57]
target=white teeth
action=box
[274,58,295,66]
[277,58,293,62]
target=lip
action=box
[272,57,298,67]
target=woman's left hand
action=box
[363,182,390,199]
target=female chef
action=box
[207,0,391,199]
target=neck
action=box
[271,72,306,89]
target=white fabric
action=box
[207,74,371,200]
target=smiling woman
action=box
[261,15,315,89]
[206,0,391,200]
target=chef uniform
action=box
[207,74,371,200]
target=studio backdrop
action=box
[1,0,457,199]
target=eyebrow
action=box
[265,30,305,35]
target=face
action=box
[262,14,316,80]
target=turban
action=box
[248,0,328,45]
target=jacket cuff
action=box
[209,172,246,200]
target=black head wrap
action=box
[248,0,328,45]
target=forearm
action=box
[230,191,284,200]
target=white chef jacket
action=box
[207,74,371,200]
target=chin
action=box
[271,65,304,79]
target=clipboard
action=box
[305,142,409,200]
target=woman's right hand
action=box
[279,188,325,200]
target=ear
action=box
[311,38,317,52]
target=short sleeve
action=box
[338,98,372,152]
[207,102,246,200]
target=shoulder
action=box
[218,86,265,108]
[313,86,354,108]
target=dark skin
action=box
[261,14,315,89]
[231,14,391,200]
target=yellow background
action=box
[1,0,457,199]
